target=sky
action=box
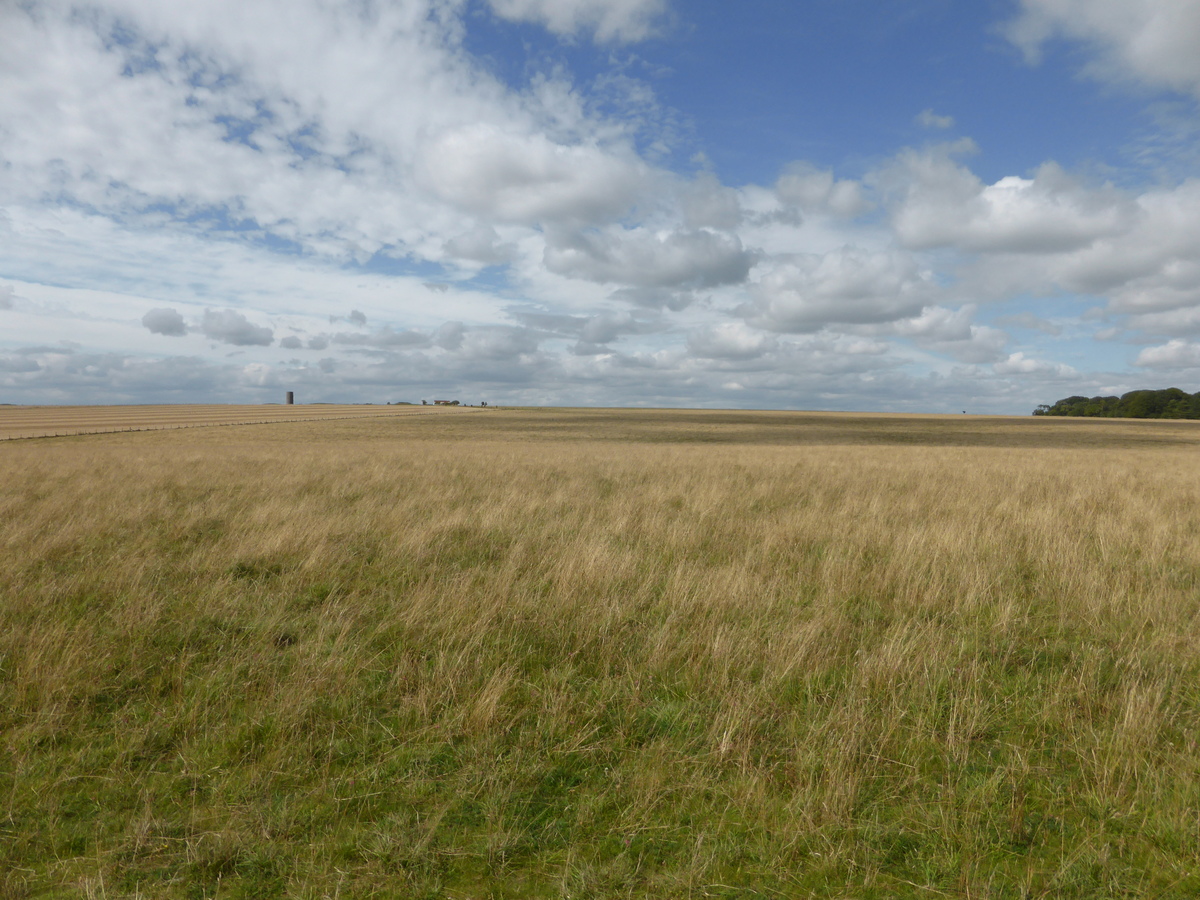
[3,0,1200,412]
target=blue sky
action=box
[3,0,1200,411]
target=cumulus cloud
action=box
[201,309,274,346]
[679,172,743,230]
[1005,0,1200,99]
[1016,179,1200,317]
[993,351,1077,377]
[0,0,658,271]
[889,145,1137,253]
[510,309,659,349]
[1136,339,1200,368]
[745,248,936,333]
[891,305,975,343]
[775,163,869,218]
[931,326,1010,365]
[1122,305,1200,338]
[141,307,188,336]
[457,326,540,360]
[894,172,1200,340]
[544,226,753,288]
[0,329,1087,413]
[0,350,231,404]
[891,306,1010,364]
[2,1,1192,413]
[442,226,514,266]
[420,124,648,225]
[687,323,777,360]
[969,181,1200,328]
[485,0,669,43]
[0,355,41,373]
[579,312,646,345]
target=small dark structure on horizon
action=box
[286,392,294,405]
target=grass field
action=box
[3,408,1200,898]
[0,403,475,441]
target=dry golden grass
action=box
[2,409,1200,898]
[0,403,476,441]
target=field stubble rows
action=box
[2,409,1200,898]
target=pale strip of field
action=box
[0,403,479,440]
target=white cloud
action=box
[889,145,1137,253]
[142,307,188,336]
[0,329,1096,414]
[775,163,869,218]
[916,109,955,130]
[1136,339,1200,368]
[891,305,974,342]
[687,322,777,360]
[0,203,512,330]
[745,248,937,333]
[457,326,541,361]
[509,309,661,352]
[0,0,657,270]
[443,225,515,266]
[543,226,754,289]
[202,309,274,346]
[932,325,1010,365]
[1,1,1193,413]
[0,349,232,404]
[1006,0,1200,99]
[1011,179,1200,321]
[419,124,649,225]
[485,0,669,43]
[1122,305,1200,337]
[679,172,743,230]
[890,306,1010,364]
[577,311,644,344]
[993,351,1077,377]
[905,172,1200,344]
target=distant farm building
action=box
[433,399,460,406]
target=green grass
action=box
[3,410,1200,897]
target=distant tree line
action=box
[1034,388,1200,418]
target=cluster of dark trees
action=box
[1034,388,1200,418]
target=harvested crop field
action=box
[3,408,1200,898]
